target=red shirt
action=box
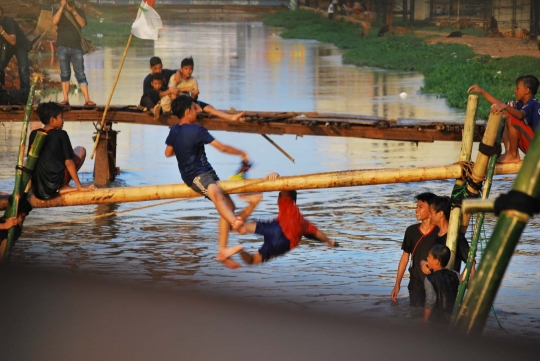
[276,196,319,249]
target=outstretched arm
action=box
[468,84,503,105]
[63,159,94,192]
[391,251,410,302]
[210,140,249,162]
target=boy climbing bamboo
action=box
[468,75,540,163]
[164,96,250,269]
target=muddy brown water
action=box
[1,15,539,339]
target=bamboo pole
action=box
[261,134,295,163]
[1,74,40,262]
[460,113,503,232]
[0,163,521,210]
[454,131,540,336]
[461,199,495,214]
[90,33,133,160]
[446,94,478,270]
[451,119,505,321]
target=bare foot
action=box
[220,257,242,269]
[238,193,263,204]
[216,245,243,262]
[231,111,245,121]
[240,250,254,265]
[497,153,521,164]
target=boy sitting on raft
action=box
[468,75,540,163]
[230,173,337,265]
[168,57,245,122]
[164,96,251,269]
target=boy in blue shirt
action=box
[164,96,251,269]
[468,75,540,163]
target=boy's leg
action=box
[240,250,263,265]
[236,193,263,220]
[498,115,531,163]
[202,103,245,121]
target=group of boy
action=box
[391,192,472,324]
[140,56,245,122]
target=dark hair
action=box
[279,190,297,203]
[151,73,163,82]
[429,244,451,268]
[171,96,193,119]
[516,75,540,96]
[181,57,194,68]
[36,102,63,125]
[432,196,451,220]
[149,56,162,67]
[415,192,437,205]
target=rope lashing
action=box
[15,165,33,176]
[478,141,502,158]
[494,190,540,217]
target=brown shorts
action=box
[62,154,82,187]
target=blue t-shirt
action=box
[165,123,215,186]
[508,98,540,132]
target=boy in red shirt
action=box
[237,173,337,265]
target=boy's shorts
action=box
[255,220,291,262]
[62,154,82,186]
[507,114,534,153]
[190,170,220,198]
[197,100,209,110]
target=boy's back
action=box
[165,123,215,186]
[425,269,459,323]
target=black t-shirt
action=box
[29,128,75,200]
[0,16,30,50]
[55,7,87,49]
[142,69,176,100]
[402,223,439,288]
[434,233,470,273]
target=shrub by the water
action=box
[264,10,540,119]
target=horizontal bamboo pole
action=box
[0,163,522,210]
[461,199,495,214]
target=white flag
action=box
[131,0,162,41]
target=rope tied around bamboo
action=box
[494,190,540,217]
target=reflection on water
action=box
[2,16,539,340]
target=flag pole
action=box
[90,33,133,160]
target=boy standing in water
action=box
[234,173,337,265]
[423,244,460,324]
[391,192,438,307]
[168,57,245,121]
[164,96,250,269]
[468,75,540,163]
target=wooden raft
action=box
[0,105,486,143]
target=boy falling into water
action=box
[468,75,540,163]
[165,96,251,269]
[168,57,245,121]
[228,173,337,265]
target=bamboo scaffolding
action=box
[454,132,540,336]
[446,94,478,270]
[451,119,506,321]
[0,163,522,210]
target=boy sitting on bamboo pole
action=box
[29,102,96,200]
[165,96,250,269]
[233,173,337,265]
[468,75,540,164]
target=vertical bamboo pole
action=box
[451,119,505,321]
[446,94,478,270]
[90,34,133,160]
[454,131,540,336]
[1,74,40,262]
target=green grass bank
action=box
[264,10,540,119]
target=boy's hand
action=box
[266,172,280,181]
[2,217,19,230]
[490,103,507,114]
[77,184,97,192]
[467,84,483,94]
[241,154,250,163]
[420,260,431,275]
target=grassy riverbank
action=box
[264,10,540,119]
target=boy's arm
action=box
[490,102,526,119]
[468,84,503,105]
[0,217,18,230]
[164,145,175,158]
[391,251,410,302]
[64,159,93,191]
[423,278,436,322]
[209,140,249,162]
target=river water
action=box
[1,13,539,339]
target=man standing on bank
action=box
[0,6,30,91]
[52,0,95,107]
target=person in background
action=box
[0,5,30,91]
[140,56,179,118]
[52,0,95,107]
